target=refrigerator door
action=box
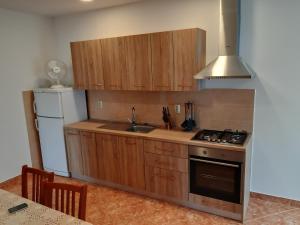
[34,92,63,118]
[37,116,69,176]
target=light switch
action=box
[96,100,103,109]
[175,104,181,114]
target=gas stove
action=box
[192,129,248,145]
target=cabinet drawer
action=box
[145,166,188,200]
[144,140,188,158]
[145,153,188,173]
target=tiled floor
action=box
[1,176,299,225]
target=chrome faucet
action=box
[128,107,136,126]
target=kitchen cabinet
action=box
[119,136,145,190]
[100,37,127,90]
[70,41,88,89]
[80,131,98,179]
[70,28,206,92]
[96,133,120,183]
[124,34,152,90]
[151,32,174,91]
[70,40,104,90]
[144,140,188,200]
[173,28,206,91]
[145,166,188,200]
[85,40,104,90]
[65,129,84,177]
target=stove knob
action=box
[217,139,221,143]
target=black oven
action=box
[189,146,243,204]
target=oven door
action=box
[189,156,241,204]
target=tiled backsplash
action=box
[88,89,255,132]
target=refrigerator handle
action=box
[34,119,39,131]
[33,100,37,114]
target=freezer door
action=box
[34,92,64,118]
[37,116,69,176]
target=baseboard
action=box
[250,192,300,208]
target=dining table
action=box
[0,188,92,225]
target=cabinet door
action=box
[151,32,174,91]
[80,131,98,179]
[124,34,152,90]
[96,133,120,183]
[65,129,84,177]
[70,41,89,89]
[101,37,127,90]
[145,166,188,200]
[85,40,105,90]
[118,137,145,190]
[173,28,206,91]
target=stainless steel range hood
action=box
[194,0,252,80]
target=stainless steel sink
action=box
[126,125,155,133]
[99,122,155,133]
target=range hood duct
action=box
[194,0,252,80]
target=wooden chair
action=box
[21,165,54,203]
[41,182,88,220]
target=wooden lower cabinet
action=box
[118,137,145,190]
[80,131,98,179]
[65,129,84,176]
[145,166,188,201]
[96,133,120,183]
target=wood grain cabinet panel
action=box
[118,137,145,190]
[145,166,188,200]
[70,41,89,89]
[124,34,152,90]
[85,40,104,90]
[65,129,84,176]
[144,140,188,158]
[80,131,98,179]
[151,32,174,91]
[96,133,120,183]
[101,37,127,90]
[145,153,188,173]
[173,28,206,91]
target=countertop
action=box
[65,120,251,152]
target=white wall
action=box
[203,0,300,201]
[0,8,55,182]
[53,0,220,85]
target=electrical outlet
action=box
[96,100,103,109]
[175,104,181,114]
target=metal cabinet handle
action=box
[190,158,240,168]
[34,119,39,131]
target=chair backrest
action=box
[21,165,54,203]
[41,182,88,220]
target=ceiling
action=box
[0,0,144,17]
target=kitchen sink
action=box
[126,125,155,133]
[99,122,155,133]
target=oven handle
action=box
[190,157,240,168]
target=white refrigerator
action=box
[34,88,87,177]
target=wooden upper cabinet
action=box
[70,40,104,90]
[151,32,174,91]
[124,34,152,90]
[101,37,127,90]
[96,133,120,183]
[70,28,206,91]
[80,131,98,179]
[85,40,104,90]
[65,129,84,177]
[118,137,145,190]
[70,41,88,89]
[173,28,206,91]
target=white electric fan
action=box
[46,60,67,89]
